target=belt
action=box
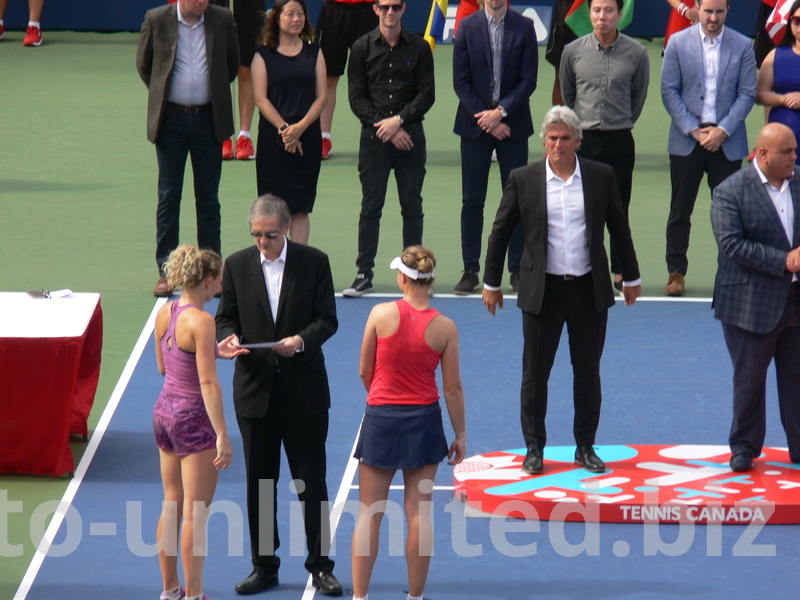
[699,122,717,128]
[167,102,211,114]
[548,273,578,280]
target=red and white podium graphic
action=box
[454,445,800,524]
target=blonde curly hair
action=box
[163,244,223,289]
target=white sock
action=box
[0,20,5,26]
[353,596,368,600]
[238,130,250,139]
[185,595,203,600]
[28,21,40,28]
[407,595,423,600]
[322,132,332,139]
[160,587,182,600]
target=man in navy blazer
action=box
[452,0,538,295]
[661,0,756,296]
[711,123,800,472]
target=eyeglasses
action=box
[250,230,281,239]
[790,16,800,27]
[376,2,404,13]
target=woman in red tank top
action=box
[351,246,467,600]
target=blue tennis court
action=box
[14,297,799,600]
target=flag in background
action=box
[453,0,480,38]
[564,0,635,37]
[765,0,793,44]
[424,0,449,49]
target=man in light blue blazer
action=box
[711,123,800,472]
[661,0,756,296]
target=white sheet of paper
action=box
[240,341,280,349]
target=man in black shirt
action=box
[342,0,435,297]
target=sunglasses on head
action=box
[376,2,404,12]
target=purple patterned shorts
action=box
[153,391,216,456]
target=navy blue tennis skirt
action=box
[354,402,449,470]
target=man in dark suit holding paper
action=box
[216,195,342,596]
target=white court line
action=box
[301,417,364,600]
[348,485,455,491]
[13,299,166,600]
[336,293,713,302]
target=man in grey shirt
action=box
[560,0,648,291]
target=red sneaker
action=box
[222,138,234,160]
[23,25,42,46]
[0,24,5,40]
[235,135,255,160]
[321,137,332,160]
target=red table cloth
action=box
[0,293,103,477]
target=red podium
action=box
[0,292,103,477]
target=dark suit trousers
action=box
[356,122,426,277]
[666,144,741,275]
[155,107,222,273]
[520,274,608,450]
[578,129,634,276]
[460,134,528,274]
[722,284,800,461]
[236,372,334,574]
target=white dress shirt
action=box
[753,160,796,281]
[168,9,212,106]
[545,158,592,277]
[260,241,287,323]
[700,26,724,126]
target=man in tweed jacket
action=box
[711,123,800,472]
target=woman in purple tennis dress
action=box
[251,0,327,244]
[757,0,800,164]
[153,245,244,600]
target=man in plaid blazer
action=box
[711,123,800,472]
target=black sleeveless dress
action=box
[255,41,322,214]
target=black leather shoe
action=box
[575,446,606,473]
[311,570,343,596]
[235,568,279,595]
[730,452,753,472]
[522,447,543,474]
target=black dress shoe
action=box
[311,570,343,596]
[574,446,606,473]
[730,452,753,472]
[522,447,543,474]
[235,568,279,595]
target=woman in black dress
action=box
[252,0,327,244]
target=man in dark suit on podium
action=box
[711,123,800,473]
[216,195,342,596]
[136,0,239,297]
[452,0,538,295]
[482,106,641,476]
